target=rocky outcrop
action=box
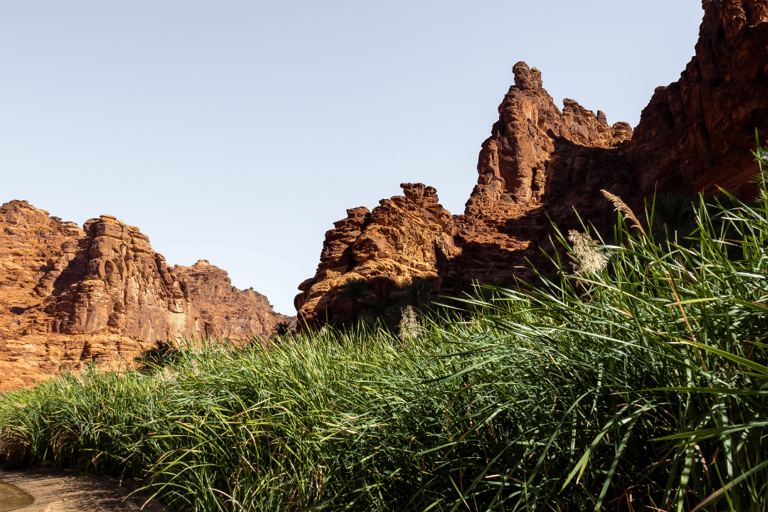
[629,0,768,199]
[175,260,295,342]
[449,61,636,292]
[465,62,633,214]
[0,200,292,391]
[39,214,197,343]
[295,184,460,326]
[296,0,768,328]
[296,64,635,328]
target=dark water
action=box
[0,480,34,511]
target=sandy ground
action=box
[0,466,167,512]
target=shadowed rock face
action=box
[296,0,768,329]
[629,0,768,199]
[465,62,633,213]
[449,61,635,293]
[0,200,293,391]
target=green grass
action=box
[2,146,768,510]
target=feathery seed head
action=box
[398,305,420,340]
[601,189,647,237]
[568,230,611,274]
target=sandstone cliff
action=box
[296,0,768,328]
[0,200,292,391]
[296,184,460,325]
[174,260,295,342]
[629,0,768,198]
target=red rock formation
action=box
[451,61,635,292]
[37,214,197,342]
[0,200,292,391]
[296,64,635,328]
[174,260,294,342]
[296,0,768,328]
[465,62,632,213]
[295,184,460,326]
[629,0,768,199]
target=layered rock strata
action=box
[296,0,768,328]
[0,200,292,391]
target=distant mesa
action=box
[0,200,294,392]
[295,0,768,329]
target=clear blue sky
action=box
[1,1,704,315]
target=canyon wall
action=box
[0,200,293,391]
[296,0,768,328]
[629,0,768,198]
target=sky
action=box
[1,1,705,315]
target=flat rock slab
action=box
[0,466,167,512]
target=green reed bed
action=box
[1,146,767,510]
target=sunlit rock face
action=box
[296,0,768,328]
[465,61,633,213]
[295,184,460,327]
[174,259,295,343]
[41,213,197,342]
[0,200,293,391]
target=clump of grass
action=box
[1,140,767,510]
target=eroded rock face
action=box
[296,64,635,328]
[174,260,294,343]
[296,0,768,327]
[0,200,292,391]
[40,214,196,342]
[466,62,633,213]
[451,61,635,292]
[294,184,460,327]
[629,0,768,199]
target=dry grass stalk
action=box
[398,305,420,340]
[0,430,31,468]
[568,230,610,275]
[601,189,647,238]
[156,367,179,384]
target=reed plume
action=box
[601,189,647,238]
[568,230,610,274]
